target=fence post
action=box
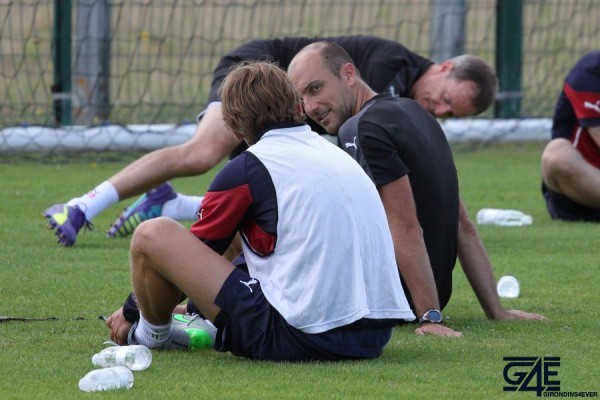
[74,0,111,125]
[429,0,466,62]
[52,0,72,126]
[495,0,523,118]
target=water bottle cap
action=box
[497,275,520,298]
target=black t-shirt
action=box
[205,35,433,157]
[338,93,459,309]
[210,35,432,102]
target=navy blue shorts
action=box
[543,187,600,222]
[212,268,394,362]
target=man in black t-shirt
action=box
[288,41,546,337]
[44,35,498,246]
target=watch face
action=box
[425,310,443,323]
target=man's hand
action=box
[492,309,547,321]
[173,304,187,314]
[106,307,133,345]
[414,323,463,337]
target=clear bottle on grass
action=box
[78,366,134,392]
[92,344,152,371]
[476,208,533,227]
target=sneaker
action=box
[127,314,216,350]
[43,204,93,247]
[170,313,216,350]
[106,182,176,238]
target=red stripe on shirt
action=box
[240,218,276,256]
[565,83,600,120]
[190,184,253,240]
[564,83,600,168]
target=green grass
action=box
[1,142,599,399]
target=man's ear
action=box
[231,130,245,143]
[341,63,357,84]
[294,103,306,122]
[439,60,455,73]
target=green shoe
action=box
[170,313,216,350]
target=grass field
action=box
[0,142,599,399]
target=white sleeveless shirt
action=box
[245,125,415,333]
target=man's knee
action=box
[131,217,177,253]
[542,138,578,178]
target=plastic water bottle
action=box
[78,366,134,392]
[476,208,533,227]
[497,275,520,298]
[92,345,152,371]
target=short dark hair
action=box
[449,55,498,115]
[308,41,362,79]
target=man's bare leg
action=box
[110,104,239,199]
[44,103,240,245]
[542,138,600,207]
[128,217,235,348]
[130,217,235,324]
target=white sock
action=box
[161,194,204,221]
[134,314,172,348]
[66,181,119,221]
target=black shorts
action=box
[213,268,394,362]
[543,185,600,222]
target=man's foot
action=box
[171,314,216,349]
[106,182,177,238]
[127,314,216,350]
[43,204,93,247]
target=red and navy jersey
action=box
[552,51,600,168]
[190,151,277,257]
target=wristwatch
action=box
[420,309,443,325]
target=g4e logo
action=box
[503,357,561,396]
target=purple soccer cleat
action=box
[106,182,177,238]
[43,204,93,247]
